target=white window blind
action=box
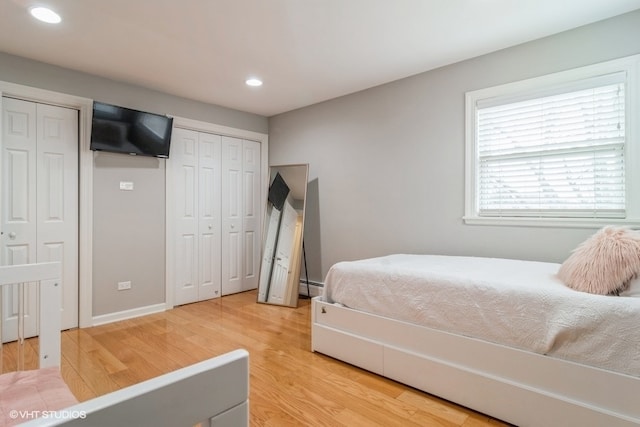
[476,73,626,218]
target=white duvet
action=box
[323,254,640,377]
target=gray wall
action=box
[92,153,166,315]
[269,10,640,282]
[0,52,268,134]
[0,52,268,316]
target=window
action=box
[465,55,640,227]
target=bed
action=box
[311,254,640,427]
[0,262,250,427]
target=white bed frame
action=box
[311,296,640,427]
[20,350,250,427]
[0,262,62,370]
[1,262,250,427]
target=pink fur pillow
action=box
[557,226,640,295]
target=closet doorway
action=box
[167,117,268,308]
[1,96,79,339]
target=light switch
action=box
[120,181,134,191]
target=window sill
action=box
[463,216,640,229]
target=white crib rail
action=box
[0,262,62,370]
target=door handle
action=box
[8,232,16,240]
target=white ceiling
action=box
[1,0,639,117]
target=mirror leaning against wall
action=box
[257,164,309,307]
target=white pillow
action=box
[620,276,640,297]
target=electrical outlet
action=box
[117,281,132,291]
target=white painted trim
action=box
[78,101,94,328]
[92,303,167,326]
[166,116,268,308]
[171,116,268,142]
[165,151,175,309]
[0,81,94,328]
[463,216,640,229]
[298,281,323,298]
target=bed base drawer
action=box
[385,346,638,427]
[311,297,640,427]
[312,324,384,375]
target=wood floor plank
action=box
[60,360,95,402]
[51,290,507,426]
[398,389,472,425]
[251,369,344,427]
[61,331,121,395]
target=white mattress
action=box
[323,254,640,377]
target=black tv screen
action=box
[268,172,290,211]
[90,101,173,158]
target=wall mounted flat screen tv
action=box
[90,101,173,158]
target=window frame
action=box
[464,55,640,228]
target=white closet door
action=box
[172,128,222,305]
[1,98,38,339]
[197,132,221,301]
[221,137,261,295]
[1,98,78,338]
[172,128,199,305]
[242,139,260,291]
[221,136,243,295]
[36,103,78,329]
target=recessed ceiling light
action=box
[29,7,62,24]
[245,78,263,87]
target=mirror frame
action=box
[257,164,309,307]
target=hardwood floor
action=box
[6,290,510,426]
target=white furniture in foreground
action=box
[20,349,250,427]
[0,262,62,369]
[0,262,250,427]
[312,295,640,427]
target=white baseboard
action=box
[91,283,320,326]
[298,281,323,298]
[91,303,167,326]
